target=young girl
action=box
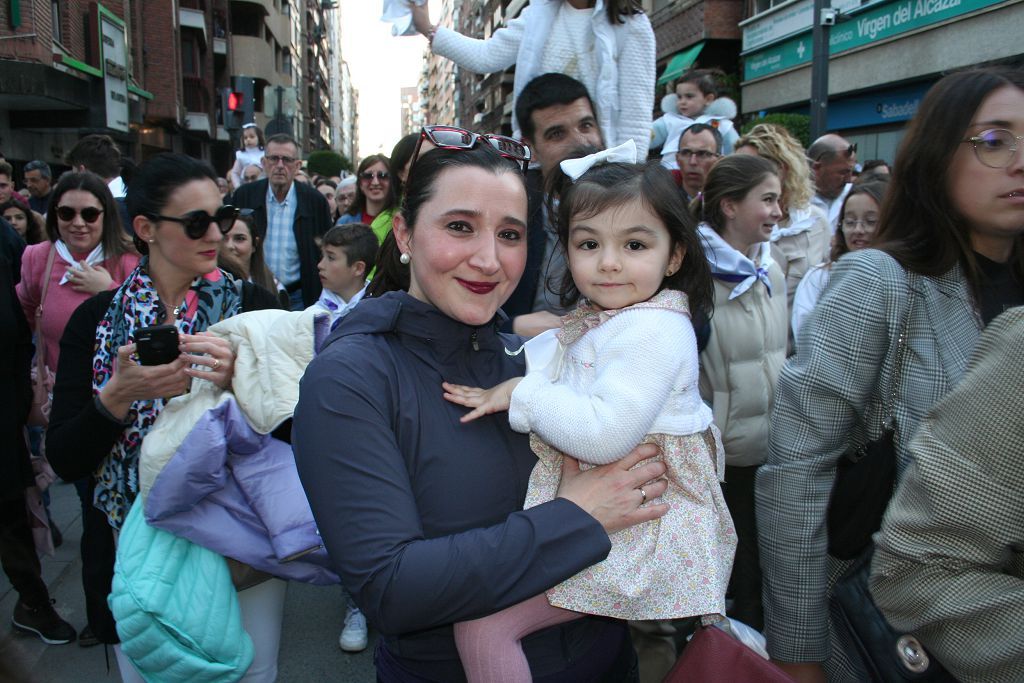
[695,154,788,631]
[229,123,265,190]
[653,68,740,166]
[442,143,737,682]
[791,179,889,344]
[408,0,656,158]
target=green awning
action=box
[656,42,706,86]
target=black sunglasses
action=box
[411,125,532,174]
[359,170,390,182]
[147,205,240,240]
[56,206,104,223]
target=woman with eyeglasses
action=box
[735,123,832,327]
[337,153,396,227]
[756,67,1024,682]
[46,154,282,681]
[790,179,889,345]
[294,132,663,681]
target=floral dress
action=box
[510,290,737,620]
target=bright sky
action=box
[340,0,440,159]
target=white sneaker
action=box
[338,606,368,652]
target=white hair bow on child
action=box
[559,139,638,182]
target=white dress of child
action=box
[508,289,736,620]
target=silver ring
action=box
[639,487,647,505]
[212,358,221,370]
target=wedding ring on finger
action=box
[639,487,647,505]
[211,358,221,370]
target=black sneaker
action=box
[12,599,76,645]
[78,624,101,648]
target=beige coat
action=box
[770,205,832,317]
[699,262,788,467]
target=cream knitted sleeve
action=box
[430,12,525,74]
[614,14,656,159]
[509,308,691,465]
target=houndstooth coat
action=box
[871,306,1024,683]
[755,248,982,676]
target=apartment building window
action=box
[651,0,674,13]
[51,0,63,43]
[283,52,292,77]
[182,35,199,76]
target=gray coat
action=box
[871,306,1024,683]
[755,249,982,668]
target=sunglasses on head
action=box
[146,205,240,240]
[411,125,532,174]
[359,170,390,183]
[56,206,104,223]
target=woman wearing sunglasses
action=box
[294,130,662,681]
[46,153,282,681]
[756,67,1024,682]
[337,153,396,227]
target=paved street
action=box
[0,480,377,682]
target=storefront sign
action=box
[99,5,129,132]
[744,0,1007,80]
[742,0,861,52]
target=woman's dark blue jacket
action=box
[293,291,621,681]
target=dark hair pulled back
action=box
[126,153,218,255]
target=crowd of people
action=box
[1,2,1022,680]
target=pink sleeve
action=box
[16,244,44,330]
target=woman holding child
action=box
[293,132,677,681]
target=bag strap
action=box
[34,244,59,372]
[881,274,915,429]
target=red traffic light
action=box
[228,92,243,111]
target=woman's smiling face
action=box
[394,166,527,326]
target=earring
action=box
[148,239,155,244]
[665,269,674,277]
[399,252,411,265]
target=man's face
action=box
[24,170,51,198]
[524,97,604,180]
[675,130,720,199]
[814,148,856,199]
[0,174,12,204]
[262,141,301,194]
[242,165,262,184]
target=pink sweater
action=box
[17,242,140,370]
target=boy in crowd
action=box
[308,223,377,327]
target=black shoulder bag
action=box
[827,281,957,681]
[826,284,912,560]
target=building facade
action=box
[0,0,337,180]
[421,0,461,128]
[738,0,1024,161]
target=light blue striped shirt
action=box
[264,182,300,287]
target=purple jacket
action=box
[144,396,339,585]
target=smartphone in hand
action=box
[135,324,181,366]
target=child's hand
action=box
[442,378,522,423]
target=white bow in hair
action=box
[559,139,638,182]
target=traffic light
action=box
[228,91,243,113]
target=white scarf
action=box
[770,205,819,241]
[308,284,366,325]
[698,224,774,300]
[55,240,106,286]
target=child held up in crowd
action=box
[441,141,737,682]
[229,123,266,190]
[307,223,377,325]
[652,69,740,166]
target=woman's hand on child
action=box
[442,378,522,423]
[556,444,669,535]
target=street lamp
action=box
[809,0,836,140]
